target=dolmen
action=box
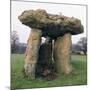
[18,9,84,79]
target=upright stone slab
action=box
[36,37,53,76]
[54,33,73,74]
[24,29,42,79]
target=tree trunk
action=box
[54,33,73,74]
[24,29,42,79]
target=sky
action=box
[11,1,87,44]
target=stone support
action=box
[24,29,42,79]
[54,33,73,74]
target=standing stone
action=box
[24,29,42,79]
[36,37,53,76]
[54,33,73,74]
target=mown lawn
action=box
[11,54,87,90]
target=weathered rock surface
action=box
[54,33,73,74]
[18,9,84,79]
[36,37,54,76]
[18,9,84,38]
[24,29,42,79]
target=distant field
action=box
[11,54,87,90]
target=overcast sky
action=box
[11,1,86,44]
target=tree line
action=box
[72,37,87,55]
[11,31,87,55]
[11,31,27,54]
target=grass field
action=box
[11,54,87,90]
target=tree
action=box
[18,43,27,54]
[72,44,81,52]
[78,37,87,55]
[11,31,19,53]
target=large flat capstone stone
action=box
[18,9,84,38]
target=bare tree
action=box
[78,37,87,55]
[11,31,19,53]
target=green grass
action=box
[11,54,87,90]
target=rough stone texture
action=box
[24,29,42,79]
[54,33,73,74]
[18,9,84,78]
[36,37,54,76]
[18,9,84,38]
